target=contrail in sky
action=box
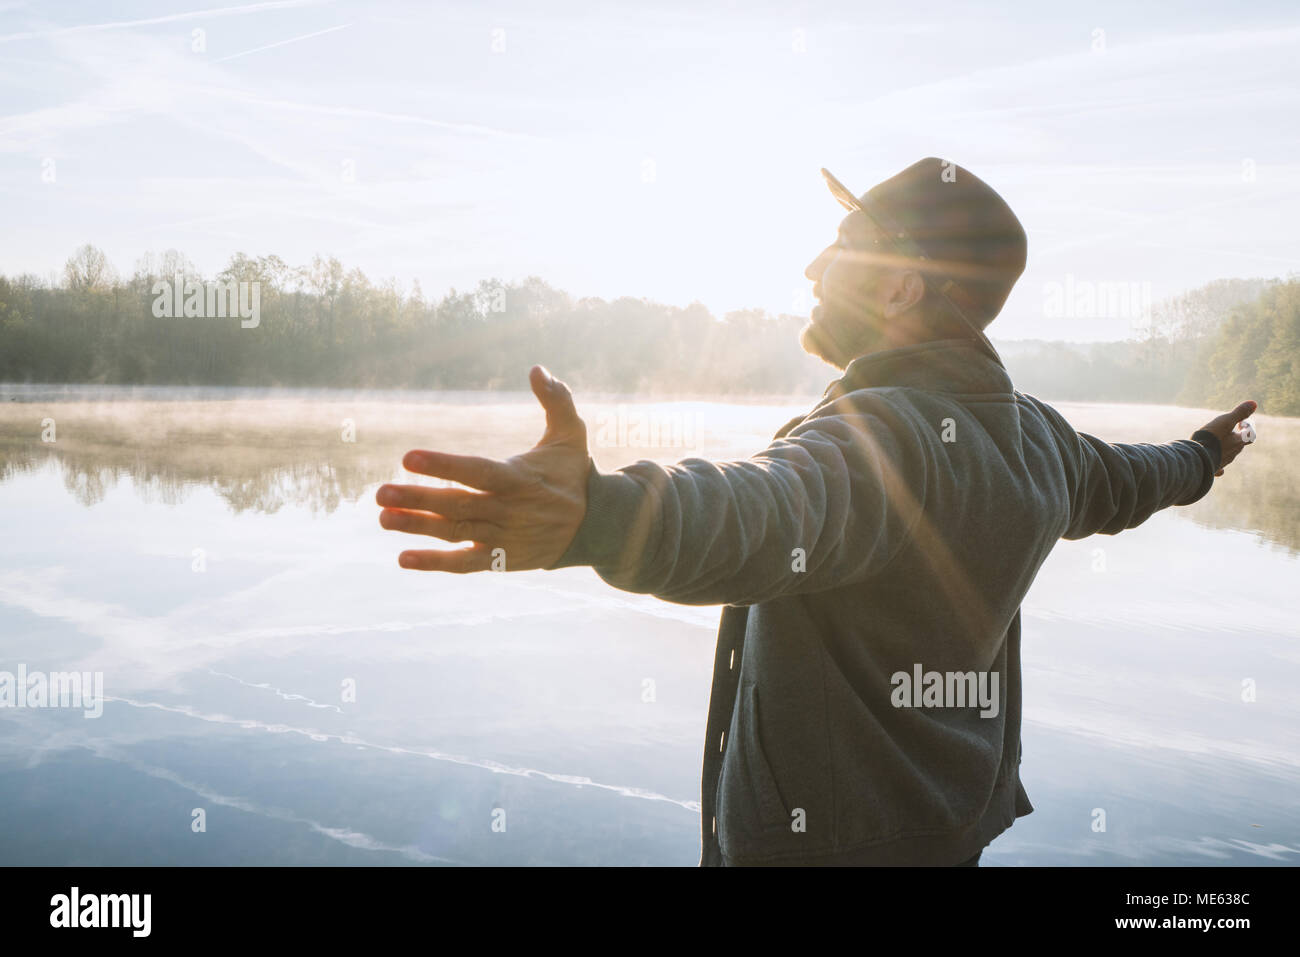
[213,21,352,62]
[0,0,331,43]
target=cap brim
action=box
[821,168,862,212]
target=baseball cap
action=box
[820,158,1027,363]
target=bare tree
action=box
[63,243,116,291]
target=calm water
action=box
[0,386,1296,865]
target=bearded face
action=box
[800,211,899,369]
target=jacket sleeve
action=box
[1025,395,1220,540]
[548,401,925,606]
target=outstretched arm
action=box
[377,368,920,606]
[1023,396,1258,540]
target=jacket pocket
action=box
[746,686,791,824]
[717,684,792,856]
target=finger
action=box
[375,484,507,522]
[1210,399,1258,432]
[398,544,496,573]
[379,507,503,544]
[529,365,584,442]
[402,450,521,493]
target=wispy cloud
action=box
[0,0,332,43]
[1,2,1297,333]
[196,86,541,140]
[103,695,703,812]
[212,20,352,63]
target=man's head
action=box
[800,158,1027,370]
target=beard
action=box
[799,318,846,369]
[800,304,886,370]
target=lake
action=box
[0,386,1296,865]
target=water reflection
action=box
[0,391,792,513]
[1,394,1294,554]
[1,388,1297,865]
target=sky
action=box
[2,0,1299,342]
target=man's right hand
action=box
[1197,399,1258,477]
[376,365,591,572]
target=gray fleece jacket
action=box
[552,337,1220,866]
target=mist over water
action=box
[1,387,1296,865]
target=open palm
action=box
[377,366,591,572]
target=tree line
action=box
[0,245,831,394]
[0,245,1295,412]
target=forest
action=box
[0,244,1296,413]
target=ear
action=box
[882,271,926,319]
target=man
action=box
[376,157,1257,866]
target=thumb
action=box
[1208,399,1257,434]
[528,365,584,442]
